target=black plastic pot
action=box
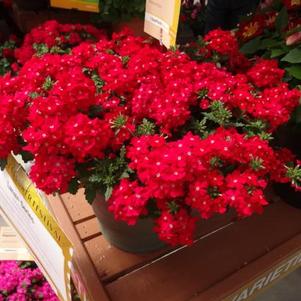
[14,0,48,10]
[92,194,165,253]
[274,183,301,209]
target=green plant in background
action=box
[238,0,301,87]
[180,0,207,36]
[0,37,18,76]
[237,0,301,128]
[98,0,145,23]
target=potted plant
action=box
[14,0,48,11]
[1,21,301,253]
[236,0,301,207]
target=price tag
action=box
[144,0,181,48]
[0,217,33,261]
[0,155,73,301]
[50,0,99,12]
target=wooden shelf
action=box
[47,190,301,301]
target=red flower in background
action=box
[283,0,301,10]
[286,31,301,45]
[265,11,278,29]
[204,29,239,56]
[246,59,285,88]
[237,15,265,41]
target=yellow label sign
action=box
[50,0,99,12]
[0,155,73,301]
[144,0,181,48]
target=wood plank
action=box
[192,234,301,301]
[105,202,301,301]
[47,193,110,301]
[60,189,94,223]
[85,212,235,282]
[75,217,101,240]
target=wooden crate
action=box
[47,190,301,301]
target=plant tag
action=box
[144,0,181,48]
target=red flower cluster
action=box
[204,29,239,57]
[125,128,288,220]
[154,209,197,246]
[15,20,106,65]
[0,22,300,246]
[109,179,151,226]
[246,59,285,88]
[187,29,251,73]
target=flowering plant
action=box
[14,20,106,65]
[1,21,301,246]
[0,261,59,301]
[180,0,207,35]
[237,0,301,86]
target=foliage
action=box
[0,37,18,76]
[98,0,145,23]
[180,0,207,36]
[237,0,301,88]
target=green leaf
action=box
[29,92,39,99]
[286,164,301,188]
[250,157,264,171]
[91,72,104,94]
[121,56,130,65]
[88,105,103,118]
[68,178,80,195]
[84,187,97,204]
[293,105,301,123]
[240,37,262,55]
[19,151,34,163]
[104,186,113,200]
[167,201,179,214]
[0,159,7,170]
[42,76,54,91]
[282,48,301,63]
[197,88,208,99]
[33,43,49,56]
[120,170,130,179]
[137,118,156,136]
[275,6,289,33]
[259,39,282,49]
[270,48,287,58]
[285,65,301,80]
[203,101,232,126]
